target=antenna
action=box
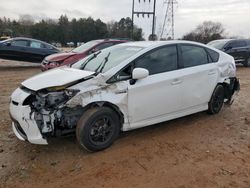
[131,0,157,40]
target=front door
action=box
[127,45,182,126]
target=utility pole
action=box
[131,0,135,39]
[131,0,157,40]
[171,0,174,39]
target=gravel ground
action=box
[0,63,249,188]
[0,58,40,68]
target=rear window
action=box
[206,48,220,62]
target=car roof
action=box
[92,39,131,43]
[9,37,57,48]
[118,40,209,48]
[210,39,234,43]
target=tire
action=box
[208,85,225,114]
[76,107,120,152]
[243,57,250,67]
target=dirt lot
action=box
[0,63,249,188]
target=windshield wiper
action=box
[79,51,101,70]
[95,52,111,73]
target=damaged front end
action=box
[23,86,84,138]
[10,84,88,145]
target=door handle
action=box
[171,79,182,85]
[115,89,127,94]
[208,70,216,75]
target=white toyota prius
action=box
[9,41,240,151]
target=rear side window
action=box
[30,41,43,48]
[227,40,247,48]
[181,45,208,68]
[206,48,220,62]
[135,45,178,75]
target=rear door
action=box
[177,44,219,110]
[28,41,49,60]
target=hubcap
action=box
[89,116,114,145]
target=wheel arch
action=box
[83,101,125,127]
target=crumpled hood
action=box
[22,67,95,91]
[45,52,76,62]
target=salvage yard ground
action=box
[0,59,249,188]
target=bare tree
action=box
[182,21,226,43]
[18,14,34,26]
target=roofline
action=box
[10,37,57,48]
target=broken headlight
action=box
[30,88,79,111]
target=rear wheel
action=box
[243,57,250,67]
[76,107,120,152]
[208,85,225,114]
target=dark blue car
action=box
[0,37,60,62]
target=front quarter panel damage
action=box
[67,78,129,130]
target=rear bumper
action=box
[224,77,240,104]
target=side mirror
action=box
[132,68,149,80]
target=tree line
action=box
[0,15,143,46]
[0,14,240,45]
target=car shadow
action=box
[0,56,41,63]
[32,111,209,154]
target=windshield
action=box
[72,45,144,73]
[207,40,230,50]
[72,40,100,53]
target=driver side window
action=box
[134,45,178,75]
[11,40,28,47]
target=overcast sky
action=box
[1,0,250,39]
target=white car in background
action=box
[9,41,240,152]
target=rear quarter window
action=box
[181,45,209,68]
[206,48,220,62]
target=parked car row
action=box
[41,38,128,71]
[0,37,249,69]
[9,40,240,152]
[208,39,250,67]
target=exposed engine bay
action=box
[22,86,83,137]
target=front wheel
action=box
[76,107,120,152]
[208,85,225,114]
